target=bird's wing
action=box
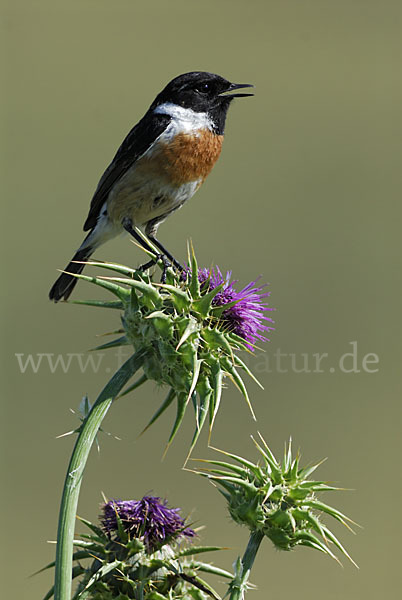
[83,111,171,231]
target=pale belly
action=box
[106,162,201,228]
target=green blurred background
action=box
[2,1,401,598]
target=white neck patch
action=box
[154,102,214,132]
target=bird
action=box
[49,71,253,302]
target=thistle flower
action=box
[102,496,195,552]
[197,267,274,347]
[193,434,358,567]
[40,495,231,600]
[69,243,273,453]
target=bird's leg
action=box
[146,234,185,272]
[137,255,172,284]
[122,218,171,282]
[122,217,156,255]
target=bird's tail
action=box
[49,247,94,302]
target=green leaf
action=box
[158,284,191,312]
[146,311,174,338]
[298,459,326,479]
[288,486,313,501]
[90,335,129,352]
[72,538,102,548]
[207,475,259,495]
[181,573,221,599]
[196,466,243,479]
[177,545,226,558]
[215,487,232,503]
[73,585,99,600]
[233,354,264,389]
[293,508,326,540]
[208,360,222,436]
[100,277,161,306]
[82,260,138,277]
[228,331,259,351]
[129,286,140,311]
[116,510,128,543]
[192,284,224,318]
[42,586,55,600]
[187,357,202,402]
[117,374,148,398]
[82,559,123,592]
[176,318,199,350]
[220,357,256,421]
[189,242,200,299]
[77,516,108,541]
[303,500,356,528]
[166,392,187,448]
[283,438,292,472]
[321,526,358,568]
[249,438,274,477]
[299,538,335,557]
[290,454,300,480]
[207,447,262,480]
[309,483,342,492]
[32,550,92,577]
[202,327,233,356]
[194,458,249,479]
[191,562,233,579]
[253,433,281,473]
[188,380,211,458]
[294,531,339,562]
[227,332,253,352]
[79,533,107,546]
[65,272,130,301]
[139,388,176,435]
[70,299,124,310]
[146,593,167,600]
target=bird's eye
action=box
[195,82,210,93]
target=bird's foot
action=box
[138,254,172,283]
[138,258,157,272]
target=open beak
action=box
[219,82,254,98]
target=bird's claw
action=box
[138,253,172,283]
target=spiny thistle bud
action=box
[69,243,274,453]
[193,434,358,567]
[41,495,231,599]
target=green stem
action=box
[54,350,147,600]
[228,530,264,600]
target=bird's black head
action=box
[151,71,253,134]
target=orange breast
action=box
[144,129,224,186]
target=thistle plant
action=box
[71,244,273,451]
[42,495,232,600]
[53,243,272,600]
[48,239,358,600]
[192,435,358,600]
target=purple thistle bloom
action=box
[101,496,195,552]
[197,267,274,347]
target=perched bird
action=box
[49,71,253,302]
